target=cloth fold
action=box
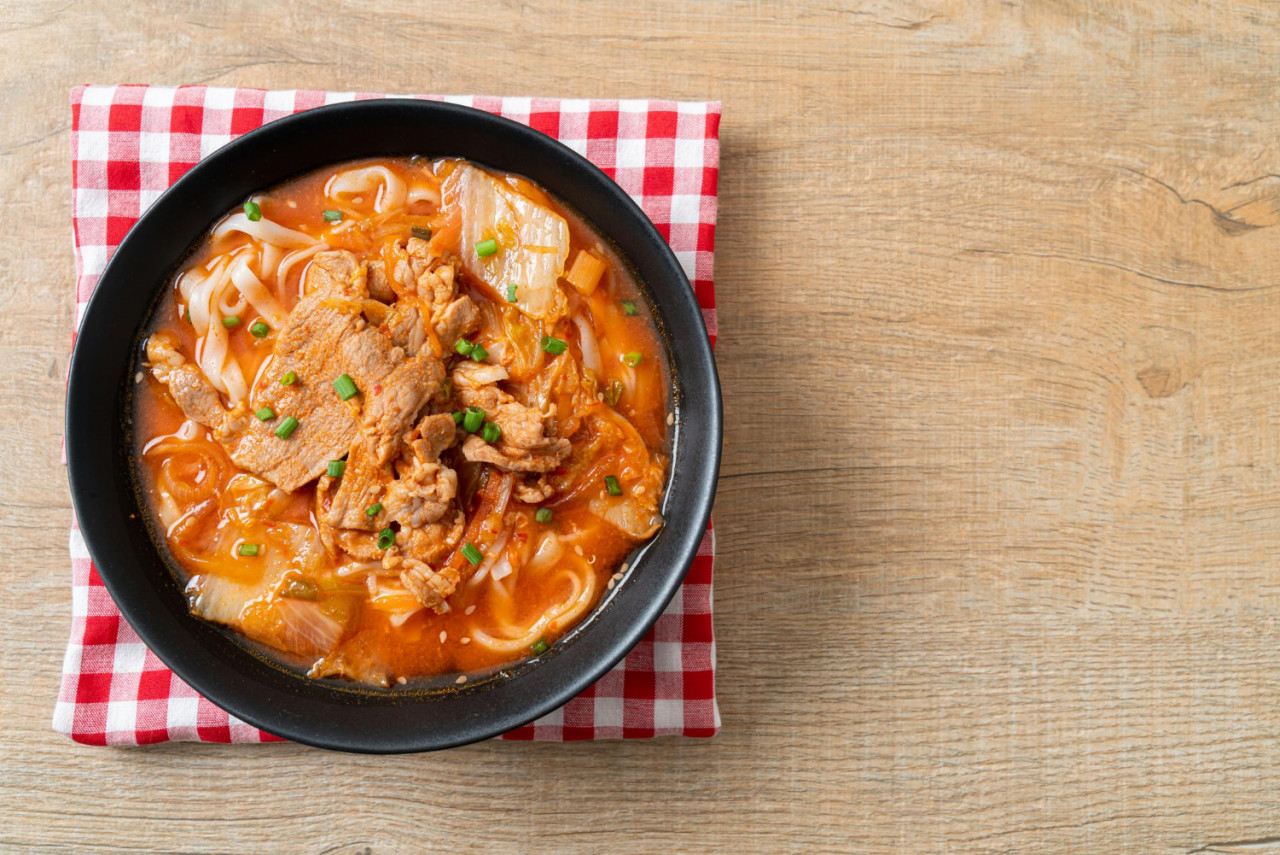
[55,85,720,745]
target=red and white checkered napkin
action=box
[55,85,720,745]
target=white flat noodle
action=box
[230,256,287,327]
[443,164,570,321]
[407,182,441,208]
[213,212,320,249]
[259,243,284,283]
[326,166,407,213]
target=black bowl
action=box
[65,100,721,753]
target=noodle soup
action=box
[134,157,668,687]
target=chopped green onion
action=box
[237,543,260,557]
[621,300,638,316]
[505,284,518,302]
[461,542,482,566]
[254,406,276,422]
[249,320,270,338]
[451,410,464,426]
[482,421,502,443]
[366,502,383,518]
[470,343,488,362]
[535,508,553,524]
[280,371,297,386]
[605,475,623,496]
[454,338,474,356]
[222,315,241,328]
[411,226,432,241]
[463,407,484,433]
[540,335,568,355]
[322,209,342,222]
[243,200,262,222]
[531,639,548,655]
[475,238,498,257]
[274,415,299,439]
[377,527,395,550]
[333,373,358,401]
[280,577,318,600]
[603,380,624,407]
[623,351,643,367]
[327,459,345,478]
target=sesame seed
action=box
[666,413,674,425]
[396,676,407,685]
[620,562,629,573]
[134,371,143,384]
[456,675,467,685]
[574,545,584,556]
[353,196,364,204]
[606,579,616,590]
[461,637,471,645]
[465,605,476,615]
[287,200,297,208]
[439,630,447,643]
[612,572,624,581]
[635,486,646,496]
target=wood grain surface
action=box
[5,1,1280,852]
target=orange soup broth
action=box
[133,157,669,682]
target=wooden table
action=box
[6,2,1280,851]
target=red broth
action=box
[134,157,668,686]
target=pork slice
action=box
[434,296,480,347]
[384,304,426,356]
[303,250,364,298]
[146,335,226,428]
[360,353,444,465]
[454,379,572,472]
[366,259,396,302]
[320,443,391,531]
[461,434,570,473]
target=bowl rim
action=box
[65,98,721,752]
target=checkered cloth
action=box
[55,85,720,745]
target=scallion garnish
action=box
[411,226,432,241]
[451,410,464,426]
[621,300,638,316]
[623,351,643,367]
[327,459,345,478]
[249,320,270,338]
[254,406,276,422]
[366,503,383,518]
[377,527,395,550]
[539,335,568,355]
[470,343,488,362]
[604,380,623,407]
[462,407,484,433]
[222,315,241,328]
[461,542,482,566]
[535,507,553,524]
[237,543,260,557]
[531,639,548,655]
[243,200,262,222]
[280,371,297,386]
[506,284,518,302]
[274,415,299,439]
[605,475,623,496]
[454,338,474,356]
[482,421,502,443]
[475,238,498,257]
[322,209,342,222]
[333,373,358,401]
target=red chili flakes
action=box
[514,532,528,545]
[373,383,383,395]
